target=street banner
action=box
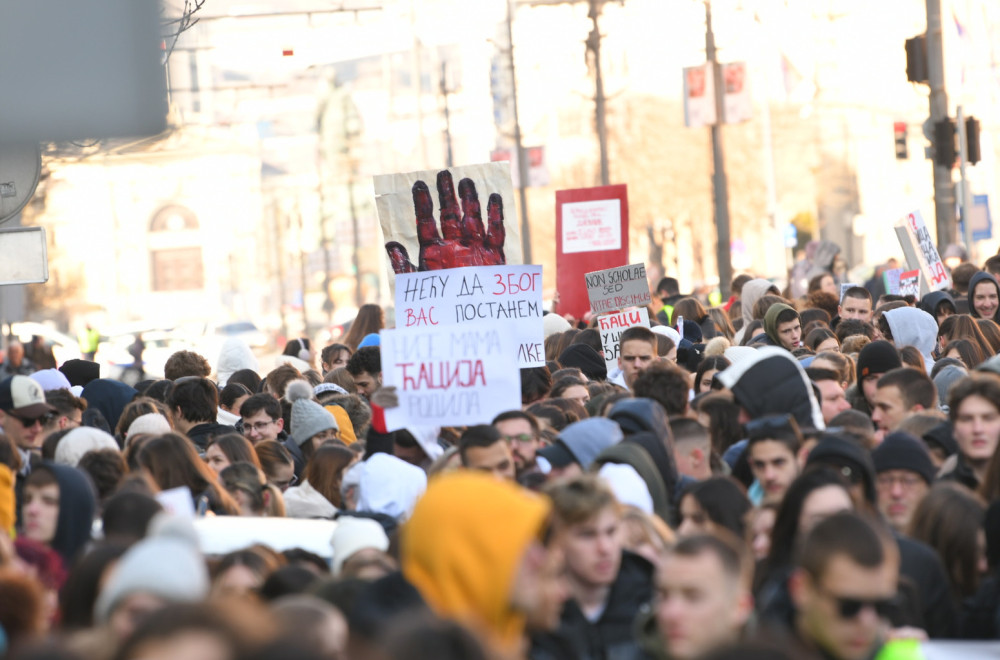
[597,308,650,375]
[683,62,716,128]
[375,162,522,291]
[394,264,544,367]
[722,61,752,123]
[586,263,651,314]
[894,209,951,296]
[380,320,521,430]
[556,184,629,319]
[899,270,921,297]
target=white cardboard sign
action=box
[597,308,651,374]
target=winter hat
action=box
[216,337,258,387]
[39,463,97,565]
[314,383,349,397]
[94,513,208,623]
[543,313,572,339]
[80,379,138,432]
[0,375,55,417]
[933,364,968,408]
[330,516,390,575]
[856,341,902,386]
[651,325,681,345]
[324,405,357,445]
[358,334,381,348]
[806,437,877,505]
[871,432,936,485]
[558,344,607,381]
[125,413,172,442]
[597,463,653,514]
[679,319,703,343]
[723,346,756,366]
[59,359,100,388]
[717,347,826,431]
[346,453,427,522]
[403,426,443,461]
[540,418,623,470]
[287,381,337,447]
[922,420,959,459]
[54,427,119,467]
[30,369,72,392]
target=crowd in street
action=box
[5,246,1000,659]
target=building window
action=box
[152,247,204,291]
[150,205,199,232]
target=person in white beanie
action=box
[329,516,391,576]
[215,336,259,388]
[124,412,172,444]
[94,513,209,640]
[30,368,73,392]
[341,453,426,522]
[543,313,572,339]
[284,381,339,479]
[597,462,654,514]
[54,427,120,467]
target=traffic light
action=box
[894,121,908,159]
[934,118,956,167]
[906,36,928,83]
[966,116,981,164]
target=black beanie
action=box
[856,341,902,386]
[59,359,101,387]
[871,431,936,485]
[922,420,959,458]
[806,436,877,505]
[558,344,607,381]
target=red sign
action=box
[555,185,629,320]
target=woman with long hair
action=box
[205,434,261,475]
[976,318,1000,356]
[137,433,239,515]
[672,297,719,340]
[283,444,356,518]
[693,356,730,395]
[941,338,987,369]
[341,304,385,351]
[677,477,751,538]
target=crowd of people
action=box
[4,252,1000,659]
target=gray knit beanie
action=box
[288,381,337,447]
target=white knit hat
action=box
[330,516,389,575]
[54,427,119,467]
[125,412,172,442]
[543,313,572,338]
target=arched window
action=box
[149,204,203,291]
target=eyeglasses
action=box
[503,433,535,444]
[243,420,277,434]
[818,584,896,620]
[9,412,48,427]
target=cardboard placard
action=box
[556,185,629,319]
[899,270,921,297]
[597,308,650,374]
[586,263,651,314]
[883,268,904,295]
[380,321,521,429]
[375,162,522,291]
[894,209,951,296]
[394,264,544,367]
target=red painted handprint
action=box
[385,169,508,274]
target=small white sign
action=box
[597,308,651,374]
[561,199,622,254]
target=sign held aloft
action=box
[894,209,951,297]
[585,263,651,314]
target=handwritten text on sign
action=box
[899,210,951,292]
[380,322,521,430]
[597,307,650,374]
[395,265,545,367]
[562,199,622,254]
[585,263,652,314]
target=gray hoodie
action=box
[884,307,938,375]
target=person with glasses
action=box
[871,432,935,533]
[0,376,58,473]
[239,394,287,445]
[41,388,86,445]
[788,512,899,660]
[492,410,541,480]
[457,425,516,482]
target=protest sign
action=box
[375,162,521,292]
[194,517,337,558]
[883,268,903,295]
[586,263,651,314]
[895,209,951,295]
[556,184,629,319]
[380,320,521,429]
[899,270,921,297]
[156,486,195,519]
[394,264,544,367]
[597,307,650,374]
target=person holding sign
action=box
[617,326,658,390]
[968,272,1000,323]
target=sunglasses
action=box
[10,412,54,427]
[820,585,896,620]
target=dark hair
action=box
[167,378,218,424]
[799,308,831,329]
[550,376,587,399]
[101,492,162,543]
[843,286,873,303]
[320,343,352,369]
[520,366,553,405]
[240,393,282,421]
[694,356,730,394]
[799,511,892,580]
[142,379,175,404]
[255,440,294,483]
[876,368,936,410]
[219,382,252,410]
[619,325,657,347]
[695,393,743,456]
[115,397,172,440]
[570,328,603,355]
[942,338,986,368]
[60,543,129,629]
[752,294,787,322]
[259,565,319,602]
[671,297,707,326]
[305,444,355,509]
[899,345,926,373]
[807,273,833,294]
[740,320,764,345]
[492,410,540,436]
[207,433,261,469]
[632,364,689,416]
[909,482,986,600]
[137,433,239,515]
[765,468,853,576]
[218,462,281,516]
[683,478,751,538]
[952,263,978,290]
[341,304,385,351]
[77,449,126,502]
[264,364,303,398]
[746,414,802,454]
[346,346,381,377]
[976,319,1000,354]
[458,425,504,465]
[113,603,258,660]
[378,612,488,660]
[804,367,839,385]
[671,417,710,447]
[163,350,212,381]
[835,318,876,343]
[45,388,88,417]
[804,328,838,352]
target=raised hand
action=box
[385,169,509,274]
